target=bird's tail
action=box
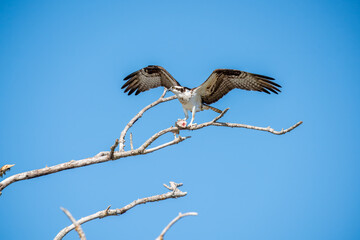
[203,104,222,113]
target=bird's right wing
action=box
[122,65,181,95]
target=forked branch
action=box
[119,89,176,151]
[54,181,187,240]
[0,90,302,196]
[60,207,86,240]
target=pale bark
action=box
[156,212,198,240]
[0,90,302,196]
[60,207,86,240]
[54,181,187,240]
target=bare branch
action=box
[119,88,176,151]
[163,181,183,192]
[0,92,302,196]
[138,108,301,153]
[54,182,187,240]
[143,136,190,154]
[156,212,198,240]
[211,121,303,135]
[60,207,86,240]
[130,133,134,150]
[109,139,119,160]
[138,127,178,151]
[211,108,230,123]
[0,153,126,195]
[183,108,303,135]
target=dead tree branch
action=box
[211,120,303,135]
[109,139,119,160]
[0,90,302,196]
[156,212,198,240]
[119,89,176,151]
[130,133,134,150]
[54,181,187,240]
[60,207,86,240]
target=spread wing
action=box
[122,65,181,95]
[195,69,281,104]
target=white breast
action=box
[177,91,202,112]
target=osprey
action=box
[122,65,281,126]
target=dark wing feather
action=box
[196,69,281,104]
[122,65,180,95]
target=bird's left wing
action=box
[122,65,180,95]
[195,69,281,104]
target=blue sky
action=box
[0,0,359,239]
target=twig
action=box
[182,108,303,135]
[211,120,303,135]
[163,181,183,192]
[143,136,191,154]
[60,207,86,240]
[0,91,302,196]
[105,205,111,212]
[130,133,134,150]
[119,88,176,151]
[211,108,229,123]
[156,212,198,240]
[54,182,187,240]
[109,139,119,160]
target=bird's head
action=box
[169,86,187,95]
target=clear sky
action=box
[1,0,359,239]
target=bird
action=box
[122,65,281,127]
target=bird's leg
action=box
[176,107,188,128]
[182,108,189,121]
[189,106,197,127]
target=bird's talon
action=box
[176,119,187,128]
